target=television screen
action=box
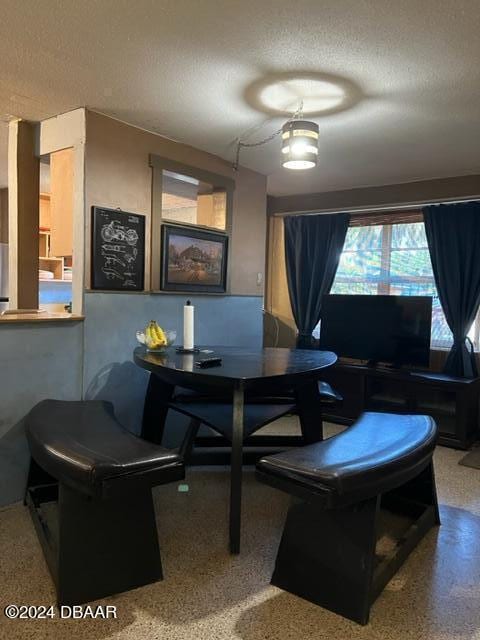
[319,295,432,367]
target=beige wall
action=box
[0,188,7,244]
[85,111,267,296]
[268,174,480,215]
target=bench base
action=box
[270,463,440,625]
[27,480,163,605]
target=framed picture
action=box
[91,206,145,291]
[161,224,228,293]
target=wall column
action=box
[8,119,39,309]
[0,188,8,243]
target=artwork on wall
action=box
[161,224,228,293]
[91,206,145,291]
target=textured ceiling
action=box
[0,0,479,195]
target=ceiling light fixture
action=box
[234,101,318,171]
[281,119,319,170]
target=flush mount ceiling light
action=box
[234,102,319,171]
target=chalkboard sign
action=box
[91,207,145,291]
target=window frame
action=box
[149,154,235,293]
[331,219,480,351]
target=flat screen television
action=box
[319,294,432,368]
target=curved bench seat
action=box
[169,400,296,441]
[256,411,440,625]
[172,380,342,405]
[26,400,183,497]
[169,381,342,455]
[25,399,184,605]
[257,412,437,506]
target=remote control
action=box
[195,357,222,368]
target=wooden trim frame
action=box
[8,120,40,309]
[39,109,86,317]
[150,154,235,292]
[160,223,228,293]
[349,209,423,227]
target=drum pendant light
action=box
[234,101,319,171]
[281,119,319,170]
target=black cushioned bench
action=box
[256,412,440,625]
[170,381,343,458]
[172,381,342,407]
[25,400,184,605]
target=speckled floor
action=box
[1,420,480,640]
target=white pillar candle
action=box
[184,300,194,350]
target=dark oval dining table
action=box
[134,346,337,553]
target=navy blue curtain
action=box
[423,202,480,378]
[284,213,350,348]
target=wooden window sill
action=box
[0,312,84,324]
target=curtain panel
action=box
[423,201,480,378]
[284,213,350,348]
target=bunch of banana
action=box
[145,320,167,349]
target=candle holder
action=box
[176,347,200,354]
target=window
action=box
[150,155,234,291]
[321,222,479,350]
[161,170,227,231]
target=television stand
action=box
[321,360,480,449]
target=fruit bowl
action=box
[136,329,176,352]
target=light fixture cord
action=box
[233,101,304,171]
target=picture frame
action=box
[161,224,228,293]
[91,206,146,291]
